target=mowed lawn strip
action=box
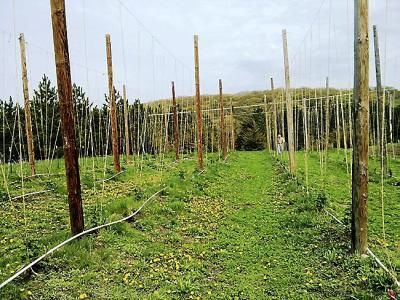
[207,151,392,299]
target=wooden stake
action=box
[123,84,130,163]
[341,94,350,175]
[302,97,309,193]
[171,81,180,161]
[271,77,277,152]
[282,29,296,174]
[303,98,310,152]
[324,77,330,176]
[389,94,394,158]
[373,25,387,173]
[280,92,285,140]
[194,35,204,170]
[230,98,235,150]
[50,0,84,235]
[105,34,121,173]
[352,0,369,254]
[18,33,36,176]
[335,95,341,150]
[264,95,271,152]
[219,79,227,159]
[348,93,353,148]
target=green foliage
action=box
[236,108,266,150]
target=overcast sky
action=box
[0,0,399,105]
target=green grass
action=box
[0,151,398,299]
[280,149,400,271]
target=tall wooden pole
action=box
[230,98,235,151]
[389,94,394,158]
[193,35,204,169]
[219,79,227,160]
[324,77,330,175]
[282,29,296,174]
[271,77,278,152]
[18,33,36,176]
[264,95,271,152]
[105,34,121,173]
[123,84,130,163]
[302,97,309,193]
[280,92,285,140]
[336,95,341,150]
[352,0,369,254]
[373,25,387,174]
[171,81,180,161]
[50,0,84,235]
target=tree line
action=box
[1,75,399,163]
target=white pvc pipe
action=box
[11,190,53,201]
[95,170,126,183]
[0,187,166,290]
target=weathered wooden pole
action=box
[389,94,394,158]
[271,77,278,152]
[280,92,285,140]
[123,84,130,163]
[50,0,84,235]
[193,35,204,170]
[302,98,310,152]
[302,97,310,193]
[336,95,341,150]
[219,79,227,159]
[105,34,121,173]
[264,95,271,152]
[373,25,387,174]
[230,98,235,151]
[171,81,180,161]
[324,77,330,175]
[18,33,36,176]
[352,0,369,255]
[282,29,296,174]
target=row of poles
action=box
[277,0,371,255]
[16,0,232,236]
[17,0,372,256]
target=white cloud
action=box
[0,0,398,105]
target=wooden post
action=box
[271,77,277,152]
[324,77,330,175]
[348,93,353,148]
[302,98,310,152]
[50,0,84,235]
[18,33,36,176]
[352,0,369,254]
[123,84,130,163]
[373,25,387,173]
[230,98,235,150]
[219,79,227,159]
[194,35,204,170]
[282,29,296,174]
[280,92,285,140]
[105,34,121,173]
[302,97,310,193]
[389,94,394,158]
[336,95,341,150]
[264,95,271,152]
[171,81,180,161]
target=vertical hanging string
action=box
[380,0,389,242]
[16,104,29,263]
[1,100,11,203]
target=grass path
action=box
[1,152,393,299]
